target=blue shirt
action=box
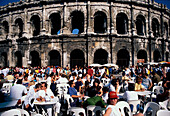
[68,87,77,96]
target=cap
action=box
[109,91,118,99]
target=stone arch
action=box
[92,9,109,20]
[15,51,22,67]
[116,12,129,34]
[94,11,107,33]
[49,13,61,35]
[30,50,41,67]
[30,15,41,36]
[117,49,130,68]
[153,50,161,62]
[94,49,108,65]
[135,14,146,36]
[164,22,168,39]
[152,18,160,37]
[14,18,24,37]
[2,20,9,35]
[70,10,84,34]
[70,49,85,69]
[137,49,147,63]
[48,50,61,66]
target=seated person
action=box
[135,78,145,91]
[68,80,83,107]
[83,89,106,108]
[102,87,109,103]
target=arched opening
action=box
[49,50,61,66]
[15,18,23,37]
[94,49,108,65]
[94,11,107,33]
[49,13,61,35]
[30,51,41,67]
[117,49,129,68]
[166,52,169,62]
[1,52,7,67]
[152,18,159,37]
[164,22,168,39]
[30,15,40,36]
[116,13,128,34]
[136,15,146,36]
[70,49,85,68]
[15,51,22,67]
[2,21,9,34]
[153,50,161,62]
[137,50,147,63]
[71,11,84,34]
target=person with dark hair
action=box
[109,79,121,94]
[90,78,103,97]
[83,89,106,108]
[75,77,83,92]
[102,87,109,103]
[68,80,84,107]
[142,73,152,90]
[23,74,30,88]
[24,83,42,113]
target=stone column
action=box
[23,8,28,37]
[40,5,46,35]
[87,1,92,33]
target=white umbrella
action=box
[103,63,119,69]
[89,64,102,67]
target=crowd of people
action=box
[0,64,169,116]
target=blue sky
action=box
[0,0,170,9]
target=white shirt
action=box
[36,89,54,99]
[123,91,138,101]
[10,84,27,100]
[24,88,36,107]
[102,92,109,103]
[56,77,68,84]
[106,105,122,116]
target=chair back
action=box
[152,86,164,95]
[143,102,160,116]
[1,83,13,94]
[116,101,132,116]
[158,81,163,86]
[128,100,141,114]
[17,109,29,116]
[56,84,70,94]
[157,110,170,116]
[1,109,21,116]
[159,99,169,110]
[86,105,102,116]
[67,107,86,116]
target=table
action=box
[0,100,18,111]
[34,101,56,116]
[136,91,152,96]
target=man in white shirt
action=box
[36,82,61,116]
[24,83,42,113]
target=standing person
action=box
[87,66,93,78]
[142,73,153,90]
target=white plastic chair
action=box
[67,107,86,116]
[128,100,141,114]
[1,109,21,116]
[151,86,164,99]
[116,101,132,116]
[143,102,160,116]
[86,105,102,116]
[159,99,169,110]
[1,83,13,94]
[56,84,70,94]
[157,110,170,116]
[17,109,29,116]
[158,81,163,86]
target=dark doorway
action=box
[137,50,147,63]
[136,15,146,36]
[30,15,40,36]
[153,50,161,62]
[152,18,159,37]
[49,13,61,35]
[116,13,128,34]
[70,49,85,68]
[117,49,129,68]
[15,51,22,67]
[15,18,23,38]
[49,50,61,66]
[1,52,7,67]
[94,49,108,64]
[30,51,41,67]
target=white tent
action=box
[89,63,102,67]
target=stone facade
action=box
[0,0,169,68]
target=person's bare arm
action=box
[103,108,112,116]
